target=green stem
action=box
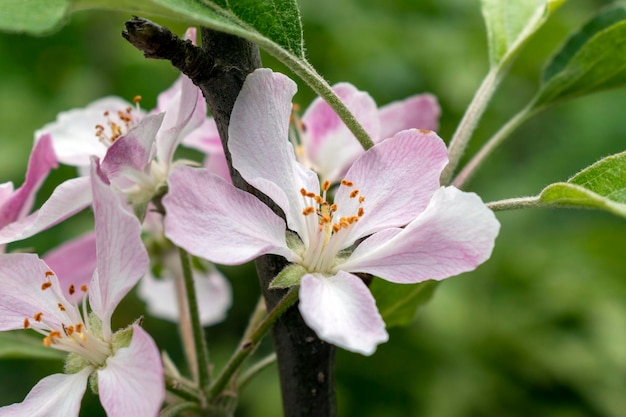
[208,287,299,399]
[487,196,541,211]
[452,103,537,189]
[178,247,212,392]
[441,67,503,185]
[164,374,202,403]
[237,353,277,391]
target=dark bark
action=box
[123,17,336,417]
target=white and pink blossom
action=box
[163,69,500,355]
[0,159,163,417]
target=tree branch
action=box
[123,17,336,417]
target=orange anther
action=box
[68,284,75,295]
[322,180,331,191]
[341,179,354,187]
[34,312,43,322]
[80,285,88,293]
[57,303,66,312]
[349,189,360,198]
[359,196,365,203]
[358,207,365,217]
[302,207,315,216]
[133,95,142,104]
[41,281,52,291]
[23,318,30,329]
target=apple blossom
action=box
[0,158,163,417]
[163,69,500,355]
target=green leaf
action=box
[370,279,439,328]
[0,331,66,360]
[0,0,70,34]
[534,5,626,108]
[481,0,565,67]
[539,151,626,218]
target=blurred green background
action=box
[1,0,626,416]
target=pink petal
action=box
[163,166,297,264]
[378,93,441,140]
[333,129,449,246]
[88,159,149,330]
[0,253,70,331]
[155,75,206,166]
[181,117,222,154]
[228,68,319,242]
[36,96,137,167]
[138,267,231,326]
[0,134,58,229]
[0,177,92,245]
[0,368,91,417]
[302,83,380,182]
[299,271,388,356]
[101,113,164,188]
[340,187,500,283]
[98,325,164,417]
[43,232,97,299]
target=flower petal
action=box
[36,96,137,167]
[43,232,96,300]
[138,260,231,326]
[333,129,449,246]
[0,134,58,229]
[340,187,500,283]
[0,176,92,245]
[155,75,206,166]
[88,159,149,330]
[97,325,164,417]
[301,83,380,182]
[0,368,91,417]
[101,113,164,188]
[378,93,441,140]
[299,271,388,356]
[229,68,319,242]
[0,253,70,331]
[163,165,298,264]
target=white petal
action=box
[229,68,319,243]
[299,271,388,356]
[88,159,149,332]
[163,165,298,264]
[98,325,164,417]
[0,177,92,245]
[0,368,91,417]
[340,187,500,283]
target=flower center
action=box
[299,179,366,273]
[22,271,111,367]
[94,95,143,147]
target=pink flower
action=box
[295,82,440,183]
[163,69,500,355]
[0,159,163,417]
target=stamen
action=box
[23,318,30,329]
[322,180,331,192]
[57,303,66,312]
[349,189,360,198]
[358,207,365,217]
[41,281,52,291]
[302,207,315,216]
[341,179,354,187]
[359,196,366,203]
[81,285,88,293]
[34,312,43,322]
[133,95,142,104]
[68,284,75,296]
[300,188,307,196]
[45,271,55,278]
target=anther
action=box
[359,196,366,203]
[34,312,43,322]
[45,271,54,277]
[23,318,30,329]
[68,284,75,296]
[302,207,315,216]
[314,195,323,204]
[349,189,360,198]
[57,303,66,312]
[80,285,88,293]
[358,207,365,217]
[133,95,142,104]
[300,188,307,196]
[41,281,52,291]
[322,180,331,192]
[330,204,338,212]
[341,179,354,187]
